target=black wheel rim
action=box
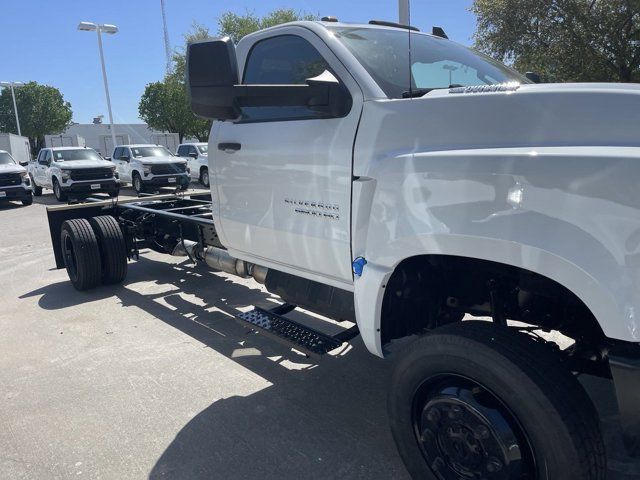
[412,374,536,479]
[62,234,78,281]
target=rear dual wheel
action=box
[61,216,127,291]
[389,321,606,480]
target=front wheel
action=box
[21,193,33,206]
[31,176,42,196]
[132,173,144,194]
[388,321,606,480]
[200,168,210,188]
[53,178,67,202]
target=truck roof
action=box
[243,19,441,39]
[120,144,170,148]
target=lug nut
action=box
[448,405,463,419]
[486,457,503,472]
[474,425,490,440]
[426,407,441,424]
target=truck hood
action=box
[394,82,640,153]
[0,163,26,174]
[137,156,187,165]
[53,159,114,170]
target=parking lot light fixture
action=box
[0,81,25,136]
[78,21,119,152]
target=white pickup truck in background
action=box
[28,147,119,202]
[0,150,32,206]
[176,142,209,187]
[45,19,640,479]
[111,144,190,194]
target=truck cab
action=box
[176,142,209,187]
[111,144,189,194]
[29,146,118,202]
[0,150,32,206]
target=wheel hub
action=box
[414,377,534,479]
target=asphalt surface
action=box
[1,186,639,479]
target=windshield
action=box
[197,145,208,154]
[0,152,16,165]
[131,146,172,158]
[53,149,103,162]
[331,27,528,98]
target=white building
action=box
[47,124,179,157]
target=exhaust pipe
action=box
[171,240,267,284]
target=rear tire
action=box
[89,215,128,285]
[61,219,102,291]
[388,321,606,480]
[31,176,42,196]
[53,178,67,202]
[21,194,33,206]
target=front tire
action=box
[61,219,102,291]
[21,193,33,206]
[108,187,120,198]
[199,167,209,188]
[53,178,67,202]
[133,173,144,195]
[31,176,42,196]
[388,321,605,480]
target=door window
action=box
[242,35,333,122]
[177,146,187,157]
[113,147,122,160]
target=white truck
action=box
[176,142,209,186]
[0,150,32,206]
[29,146,119,201]
[110,144,190,194]
[44,20,640,479]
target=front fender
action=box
[353,146,640,354]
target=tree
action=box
[0,81,72,152]
[471,0,640,82]
[140,9,317,142]
[217,8,317,43]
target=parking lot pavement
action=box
[1,190,639,480]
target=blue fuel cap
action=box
[352,257,367,277]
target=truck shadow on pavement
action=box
[20,255,640,480]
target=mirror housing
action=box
[189,152,198,158]
[19,160,28,167]
[525,71,541,83]
[187,38,351,121]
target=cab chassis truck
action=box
[45,20,640,480]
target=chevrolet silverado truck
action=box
[44,20,640,479]
[111,144,190,194]
[176,142,210,187]
[29,146,119,202]
[0,149,32,206]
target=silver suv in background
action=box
[111,144,190,194]
[176,142,209,187]
[0,150,32,206]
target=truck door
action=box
[37,150,52,187]
[211,31,362,286]
[113,147,132,183]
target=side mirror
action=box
[525,71,541,83]
[187,37,240,120]
[121,155,130,162]
[187,38,351,121]
[19,161,28,166]
[189,152,198,158]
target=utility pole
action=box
[160,0,172,73]
[399,0,410,25]
[0,81,24,136]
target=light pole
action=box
[398,0,410,25]
[0,81,24,136]
[78,21,119,152]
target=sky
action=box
[0,0,475,124]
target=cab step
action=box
[235,304,359,357]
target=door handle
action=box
[218,142,241,153]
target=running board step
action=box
[235,305,358,357]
